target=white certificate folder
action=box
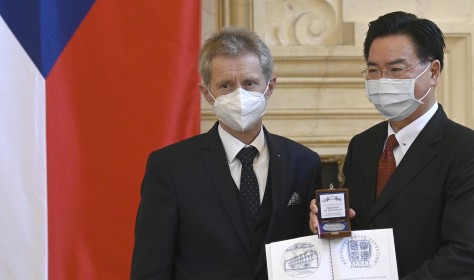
[265,228,398,280]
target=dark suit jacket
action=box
[344,105,474,279]
[131,123,322,280]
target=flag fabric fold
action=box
[0,1,201,279]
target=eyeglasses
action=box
[361,61,428,80]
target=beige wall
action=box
[201,0,474,157]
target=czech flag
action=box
[0,1,201,279]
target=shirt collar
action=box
[218,124,266,164]
[388,102,438,154]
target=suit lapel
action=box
[368,107,446,221]
[362,126,388,210]
[255,129,288,273]
[266,131,288,215]
[201,124,254,262]
[370,136,437,216]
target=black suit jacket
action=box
[131,123,322,280]
[344,105,474,279]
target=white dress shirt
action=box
[218,125,269,203]
[387,102,438,166]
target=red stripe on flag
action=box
[46,1,201,279]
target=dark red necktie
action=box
[376,134,399,198]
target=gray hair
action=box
[198,26,273,85]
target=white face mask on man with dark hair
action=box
[365,64,432,121]
[208,81,270,132]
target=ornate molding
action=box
[258,0,340,46]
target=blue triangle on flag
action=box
[0,0,95,77]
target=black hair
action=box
[363,11,445,71]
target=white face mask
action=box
[365,64,431,121]
[208,82,270,132]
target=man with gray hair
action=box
[131,27,322,279]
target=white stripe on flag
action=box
[0,16,47,280]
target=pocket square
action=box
[287,192,302,206]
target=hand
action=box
[309,199,356,234]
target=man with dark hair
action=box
[310,11,474,279]
[131,27,322,280]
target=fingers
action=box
[349,208,356,218]
[309,199,319,234]
[309,213,318,234]
[310,199,318,213]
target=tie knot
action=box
[385,134,399,152]
[236,146,258,165]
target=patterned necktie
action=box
[376,134,399,198]
[236,146,260,217]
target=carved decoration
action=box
[265,0,339,46]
